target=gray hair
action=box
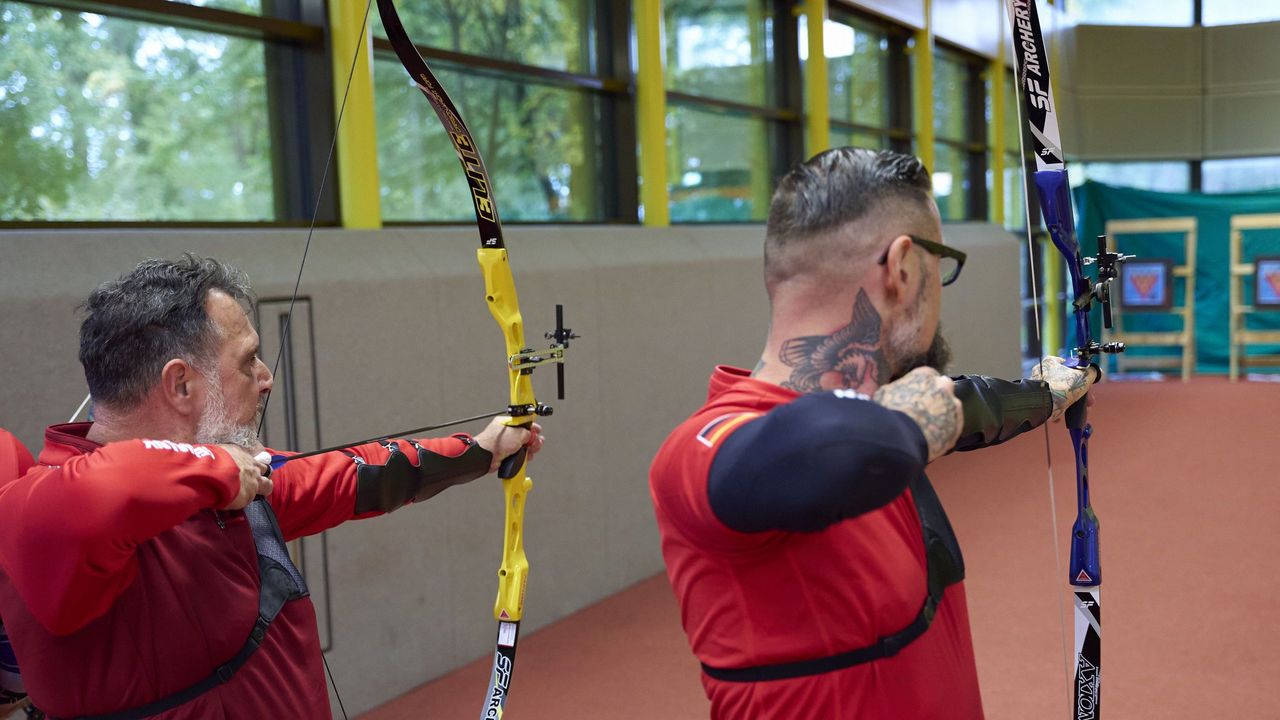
[79,254,254,409]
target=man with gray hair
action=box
[0,255,539,718]
[650,148,1095,718]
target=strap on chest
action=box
[60,498,307,720]
[701,472,965,683]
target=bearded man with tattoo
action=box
[649,148,1095,719]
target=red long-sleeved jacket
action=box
[650,368,984,720]
[0,431,33,480]
[0,422,472,719]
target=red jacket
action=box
[0,423,472,719]
[0,431,33,482]
[650,368,983,720]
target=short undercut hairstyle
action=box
[764,147,933,287]
[79,254,254,409]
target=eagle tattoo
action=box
[778,289,889,393]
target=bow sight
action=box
[266,306,578,472]
[508,304,580,409]
[1078,235,1134,361]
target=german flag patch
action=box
[695,412,761,448]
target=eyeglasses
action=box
[877,235,967,286]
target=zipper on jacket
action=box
[213,510,226,529]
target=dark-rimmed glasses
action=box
[877,235,967,286]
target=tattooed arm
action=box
[1031,356,1098,421]
[872,367,963,463]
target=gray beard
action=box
[195,376,261,449]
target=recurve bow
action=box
[266,2,577,717]
[1004,2,1127,717]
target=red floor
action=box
[361,378,1280,719]
[357,573,708,720]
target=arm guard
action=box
[353,438,493,514]
[952,375,1053,452]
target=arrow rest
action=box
[507,402,555,418]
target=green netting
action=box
[1073,180,1280,374]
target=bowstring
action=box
[258,0,375,438]
[1003,4,1073,703]
[60,2,379,715]
[68,393,92,423]
[256,0,382,717]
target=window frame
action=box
[661,0,804,224]
[824,7,913,153]
[3,0,636,227]
[1,0,332,228]
[932,42,990,222]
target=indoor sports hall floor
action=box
[360,378,1279,719]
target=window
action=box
[820,11,909,152]
[373,0,595,75]
[996,70,1027,229]
[2,1,630,225]
[1203,157,1280,193]
[665,0,794,222]
[374,62,609,222]
[165,0,264,13]
[0,2,284,221]
[371,0,625,222]
[1074,161,1192,192]
[667,105,769,221]
[665,0,777,107]
[932,47,986,221]
[1202,3,1280,25]
[1066,0,1194,27]
[1002,72,1049,363]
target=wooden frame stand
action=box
[1103,217,1198,381]
[1229,213,1280,381]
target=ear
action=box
[881,234,916,300]
[158,358,200,417]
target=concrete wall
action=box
[1204,21,1280,158]
[1068,21,1280,161]
[0,222,1020,714]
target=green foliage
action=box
[374,0,600,222]
[386,0,590,73]
[664,0,773,107]
[932,50,968,143]
[0,3,274,221]
[826,16,889,129]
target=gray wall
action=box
[1067,21,1280,160]
[0,222,1019,714]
